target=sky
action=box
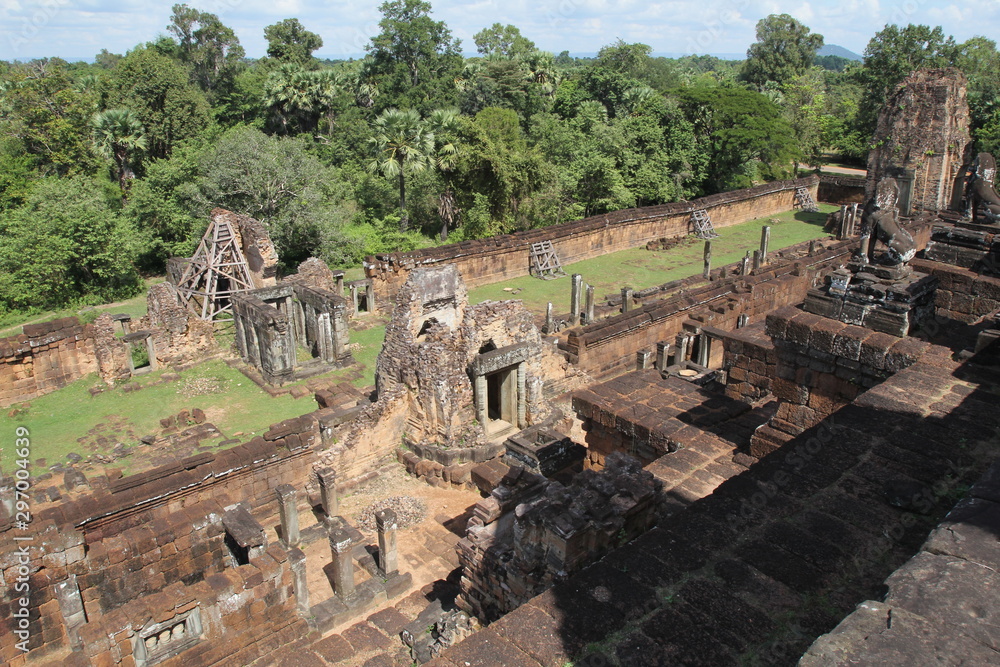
[1,0,998,62]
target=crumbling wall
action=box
[289,257,338,292]
[333,266,552,485]
[457,453,661,622]
[136,283,216,369]
[750,307,930,457]
[213,208,279,288]
[721,324,776,403]
[819,174,866,205]
[563,240,854,377]
[911,258,1000,324]
[366,176,820,307]
[867,68,971,214]
[0,318,99,407]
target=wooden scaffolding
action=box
[529,241,566,279]
[690,209,719,239]
[175,216,255,321]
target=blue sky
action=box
[1,0,997,62]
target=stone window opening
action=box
[471,342,531,437]
[486,367,517,423]
[132,607,202,667]
[417,318,439,340]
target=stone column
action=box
[544,302,554,334]
[585,285,595,324]
[760,225,771,264]
[375,509,399,576]
[335,273,344,297]
[276,484,299,547]
[475,374,489,426]
[838,205,848,239]
[741,251,751,276]
[316,468,339,519]
[752,250,762,273]
[698,333,711,367]
[516,363,527,429]
[570,274,583,326]
[289,547,310,615]
[674,333,689,365]
[656,342,671,371]
[703,240,712,280]
[318,312,334,363]
[850,203,860,236]
[621,287,633,313]
[858,231,871,262]
[55,575,87,650]
[329,527,355,599]
[636,350,653,370]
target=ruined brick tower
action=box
[866,68,971,215]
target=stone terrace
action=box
[426,337,1000,666]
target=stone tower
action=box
[866,68,972,215]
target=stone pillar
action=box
[475,374,489,426]
[276,484,299,547]
[585,285,595,324]
[375,508,399,576]
[858,231,872,262]
[621,287,633,314]
[760,225,771,264]
[636,349,653,370]
[316,468,339,519]
[335,273,344,297]
[544,302,553,334]
[698,333,711,367]
[703,240,712,280]
[516,363,527,429]
[570,274,583,326]
[674,333,689,365]
[850,204,860,236]
[55,575,87,650]
[289,547,310,615]
[329,527,355,599]
[752,250,762,273]
[317,312,334,363]
[741,251,751,276]
[838,205,848,240]
[656,342,671,371]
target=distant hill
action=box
[818,44,863,61]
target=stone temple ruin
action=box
[6,66,1000,667]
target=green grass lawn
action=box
[0,278,160,338]
[467,206,836,314]
[0,360,308,474]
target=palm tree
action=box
[91,108,147,200]
[426,108,462,240]
[367,108,434,231]
[263,64,315,134]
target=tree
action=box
[674,86,799,191]
[103,47,212,159]
[0,177,142,311]
[367,108,434,230]
[167,4,245,93]
[192,127,355,266]
[264,18,324,65]
[742,14,823,89]
[473,23,535,59]
[0,59,100,176]
[366,0,462,110]
[425,108,461,240]
[91,108,147,199]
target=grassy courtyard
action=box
[467,205,836,314]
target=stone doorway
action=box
[486,366,517,426]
